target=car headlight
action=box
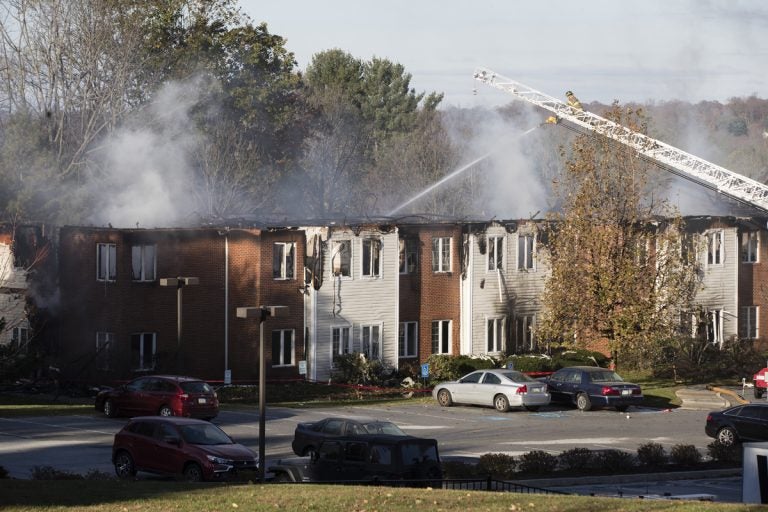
[206,455,232,465]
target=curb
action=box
[513,468,742,488]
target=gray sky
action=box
[240,0,768,108]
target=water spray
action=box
[387,125,539,216]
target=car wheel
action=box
[436,389,453,407]
[755,387,764,399]
[114,451,136,479]
[104,399,118,418]
[183,462,204,482]
[717,426,737,446]
[615,405,629,412]
[273,472,291,483]
[524,405,540,412]
[576,393,592,411]
[494,394,510,412]
[159,405,174,417]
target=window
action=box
[361,324,381,360]
[131,245,156,281]
[742,232,759,263]
[431,237,451,272]
[740,306,759,340]
[97,243,117,281]
[518,234,535,270]
[487,236,504,271]
[96,331,114,370]
[431,320,451,354]
[707,231,723,265]
[273,242,295,279]
[331,240,351,277]
[704,309,723,346]
[486,317,505,353]
[399,238,418,274]
[515,315,536,351]
[131,332,156,371]
[331,326,352,359]
[399,321,418,358]
[272,329,294,366]
[11,326,29,347]
[361,238,381,277]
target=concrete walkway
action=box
[675,385,749,410]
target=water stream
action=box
[387,125,539,216]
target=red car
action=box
[95,375,219,420]
[112,416,257,481]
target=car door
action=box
[479,372,503,406]
[452,371,483,404]
[312,441,344,481]
[546,371,571,402]
[120,378,149,415]
[151,421,185,474]
[734,405,768,441]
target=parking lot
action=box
[0,399,717,479]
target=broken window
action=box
[740,306,758,339]
[399,321,418,358]
[706,231,723,265]
[271,329,294,366]
[704,310,723,346]
[97,243,117,281]
[362,238,381,277]
[361,324,381,360]
[96,331,114,370]
[518,234,535,270]
[487,236,504,271]
[431,237,451,273]
[741,231,759,263]
[131,245,156,281]
[486,317,505,353]
[399,238,418,274]
[331,240,351,277]
[131,332,156,371]
[515,315,536,351]
[431,320,451,354]
[273,242,296,279]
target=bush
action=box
[500,354,553,373]
[707,440,741,464]
[557,448,594,471]
[517,450,557,475]
[331,353,395,385]
[425,355,496,382]
[636,442,667,467]
[83,469,114,480]
[594,449,635,472]
[551,348,610,369]
[670,444,701,466]
[441,460,477,478]
[30,466,83,480]
[477,453,516,479]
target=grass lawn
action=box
[0,480,752,512]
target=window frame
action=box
[706,230,724,266]
[131,244,156,282]
[431,237,452,273]
[360,323,382,360]
[96,243,117,282]
[515,315,536,352]
[331,325,353,363]
[361,237,382,278]
[398,321,418,358]
[331,240,352,278]
[487,235,504,271]
[273,242,296,280]
[399,238,418,274]
[742,231,759,263]
[130,332,156,371]
[96,331,114,371]
[518,233,535,271]
[11,326,29,347]
[431,319,452,355]
[271,329,295,367]
[740,306,759,340]
[486,316,506,354]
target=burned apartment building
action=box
[40,215,768,385]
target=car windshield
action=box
[180,424,232,445]
[180,381,213,394]
[498,371,536,383]
[589,371,625,383]
[362,422,406,436]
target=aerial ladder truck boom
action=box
[473,67,768,213]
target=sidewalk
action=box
[675,385,749,410]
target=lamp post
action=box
[236,305,288,482]
[160,276,199,371]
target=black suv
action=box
[270,434,442,484]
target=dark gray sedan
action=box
[544,366,643,411]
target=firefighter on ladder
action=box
[565,90,583,111]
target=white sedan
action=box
[432,369,551,412]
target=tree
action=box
[538,104,700,369]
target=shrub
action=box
[517,450,557,475]
[670,444,701,466]
[441,460,477,478]
[84,469,114,480]
[557,448,594,471]
[594,449,635,472]
[477,453,516,479]
[30,466,83,480]
[425,355,496,382]
[636,442,667,467]
[707,440,741,464]
[551,348,610,369]
[331,353,395,385]
[500,354,553,373]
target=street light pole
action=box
[237,305,288,482]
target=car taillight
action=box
[601,386,619,396]
[179,393,189,401]
[516,385,528,395]
[706,414,713,421]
